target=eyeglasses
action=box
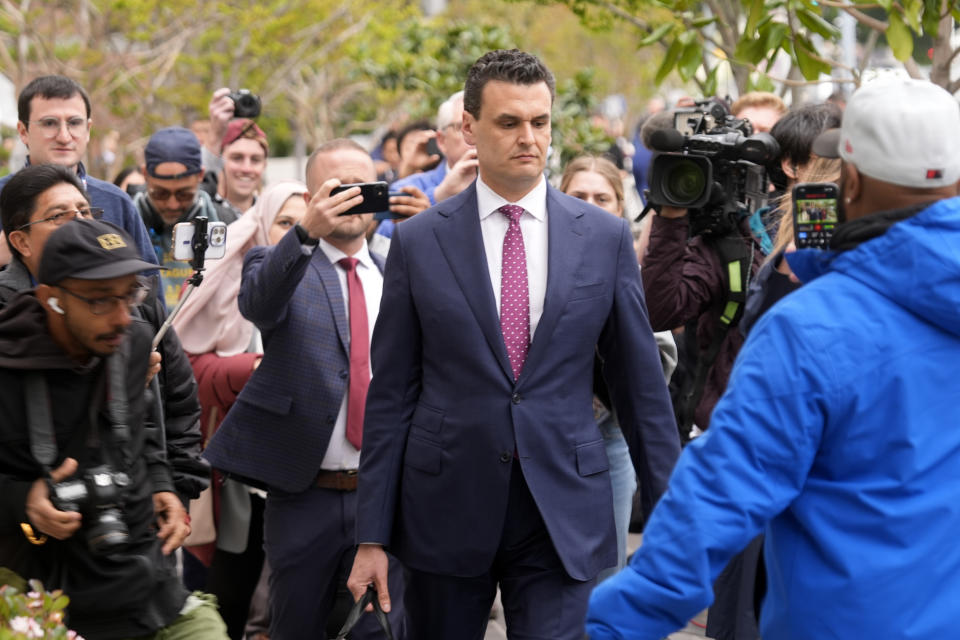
[28,117,89,139]
[443,122,462,132]
[58,283,149,316]
[148,187,198,204]
[16,207,104,230]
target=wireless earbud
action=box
[47,297,65,315]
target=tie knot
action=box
[338,257,359,272]
[499,204,525,223]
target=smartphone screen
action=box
[331,181,390,216]
[793,182,840,249]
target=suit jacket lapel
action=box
[518,186,585,387]
[310,250,350,354]
[434,184,515,382]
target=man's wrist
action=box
[295,223,320,246]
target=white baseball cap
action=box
[812,78,960,188]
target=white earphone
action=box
[47,297,65,315]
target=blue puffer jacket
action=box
[587,196,960,639]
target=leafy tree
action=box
[515,0,960,95]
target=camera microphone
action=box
[649,128,686,152]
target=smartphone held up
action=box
[173,219,227,261]
[332,181,409,220]
[792,182,841,249]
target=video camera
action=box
[647,98,780,237]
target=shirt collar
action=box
[319,238,375,271]
[25,157,87,188]
[476,174,547,222]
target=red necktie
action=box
[499,204,530,380]
[338,257,369,450]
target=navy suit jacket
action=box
[356,182,680,581]
[203,229,385,493]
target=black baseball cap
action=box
[144,126,203,179]
[39,219,162,285]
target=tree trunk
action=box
[928,2,955,91]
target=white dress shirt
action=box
[316,238,383,470]
[476,175,549,339]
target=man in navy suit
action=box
[348,49,680,639]
[203,139,404,639]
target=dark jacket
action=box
[0,258,207,503]
[0,292,187,638]
[641,214,763,429]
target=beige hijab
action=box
[173,181,308,356]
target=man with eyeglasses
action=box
[0,75,157,270]
[132,127,235,309]
[372,91,478,253]
[0,218,230,640]
[0,162,208,510]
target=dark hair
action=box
[463,49,555,119]
[770,102,843,169]
[380,129,398,146]
[18,75,92,124]
[113,166,141,188]
[1,164,89,258]
[396,120,434,158]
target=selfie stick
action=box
[151,217,210,350]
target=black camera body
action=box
[228,89,262,119]
[648,99,780,237]
[50,464,129,555]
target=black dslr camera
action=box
[228,89,262,119]
[648,98,780,237]
[50,465,129,555]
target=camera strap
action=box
[678,236,754,440]
[24,373,57,472]
[24,344,134,474]
[106,342,134,471]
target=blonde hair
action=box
[731,92,788,117]
[769,157,842,259]
[559,155,625,214]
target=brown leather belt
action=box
[315,469,358,491]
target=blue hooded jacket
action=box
[587,196,960,639]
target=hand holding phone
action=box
[374,185,431,221]
[331,182,390,216]
[792,182,841,249]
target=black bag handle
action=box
[334,584,393,640]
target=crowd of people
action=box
[0,47,958,640]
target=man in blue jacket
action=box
[588,78,960,639]
[0,75,156,268]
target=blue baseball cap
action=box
[144,127,203,179]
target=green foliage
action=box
[0,578,78,639]
[551,69,614,167]
[356,20,517,123]
[517,0,956,94]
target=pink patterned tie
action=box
[499,204,530,380]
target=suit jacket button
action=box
[499,452,512,463]
[339,369,348,379]
[511,393,521,405]
[327,415,335,425]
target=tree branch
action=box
[815,1,889,31]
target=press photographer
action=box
[0,220,228,638]
[640,97,779,436]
